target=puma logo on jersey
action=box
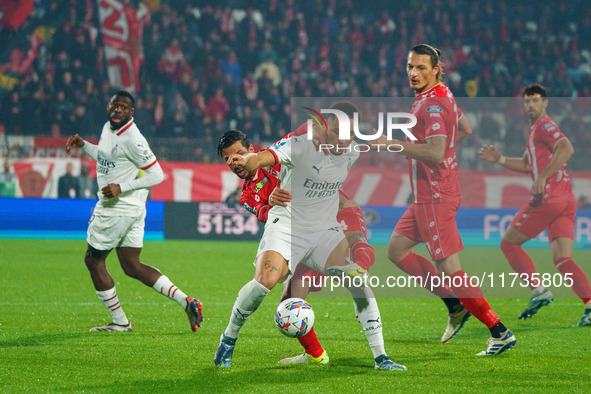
[312,165,322,174]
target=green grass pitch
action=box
[1,239,590,392]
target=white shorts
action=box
[256,221,345,277]
[87,208,146,250]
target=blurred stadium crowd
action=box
[1,0,591,168]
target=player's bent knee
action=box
[254,265,287,290]
[345,230,366,244]
[387,245,405,264]
[254,275,278,291]
[500,239,519,255]
[84,247,107,270]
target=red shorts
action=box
[292,264,324,292]
[510,200,576,241]
[337,206,368,237]
[393,201,464,261]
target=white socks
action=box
[349,286,386,358]
[152,275,188,309]
[532,286,547,296]
[224,279,270,339]
[96,287,129,325]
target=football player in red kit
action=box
[479,83,591,326]
[373,44,516,355]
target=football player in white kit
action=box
[65,91,203,333]
[214,101,406,371]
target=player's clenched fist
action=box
[65,134,84,155]
[227,153,246,169]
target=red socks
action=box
[448,270,500,329]
[297,327,324,358]
[351,239,375,271]
[500,240,539,290]
[554,257,591,304]
[501,240,591,304]
[396,252,454,299]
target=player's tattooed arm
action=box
[400,135,447,163]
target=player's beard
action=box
[108,114,127,130]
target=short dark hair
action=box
[410,44,445,81]
[217,130,250,157]
[522,83,547,98]
[325,100,360,120]
[113,90,135,107]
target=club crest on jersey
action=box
[111,144,118,156]
[255,177,268,193]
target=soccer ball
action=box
[274,298,315,338]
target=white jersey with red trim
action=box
[92,118,158,216]
[266,135,359,231]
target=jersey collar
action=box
[415,83,443,99]
[112,118,134,135]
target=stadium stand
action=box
[1,0,591,168]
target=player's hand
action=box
[65,134,84,155]
[530,176,547,197]
[269,182,291,207]
[101,183,121,198]
[478,145,501,163]
[227,154,246,170]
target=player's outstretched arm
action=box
[531,138,574,196]
[478,145,530,173]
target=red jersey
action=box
[407,83,463,204]
[525,115,574,204]
[240,163,281,222]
